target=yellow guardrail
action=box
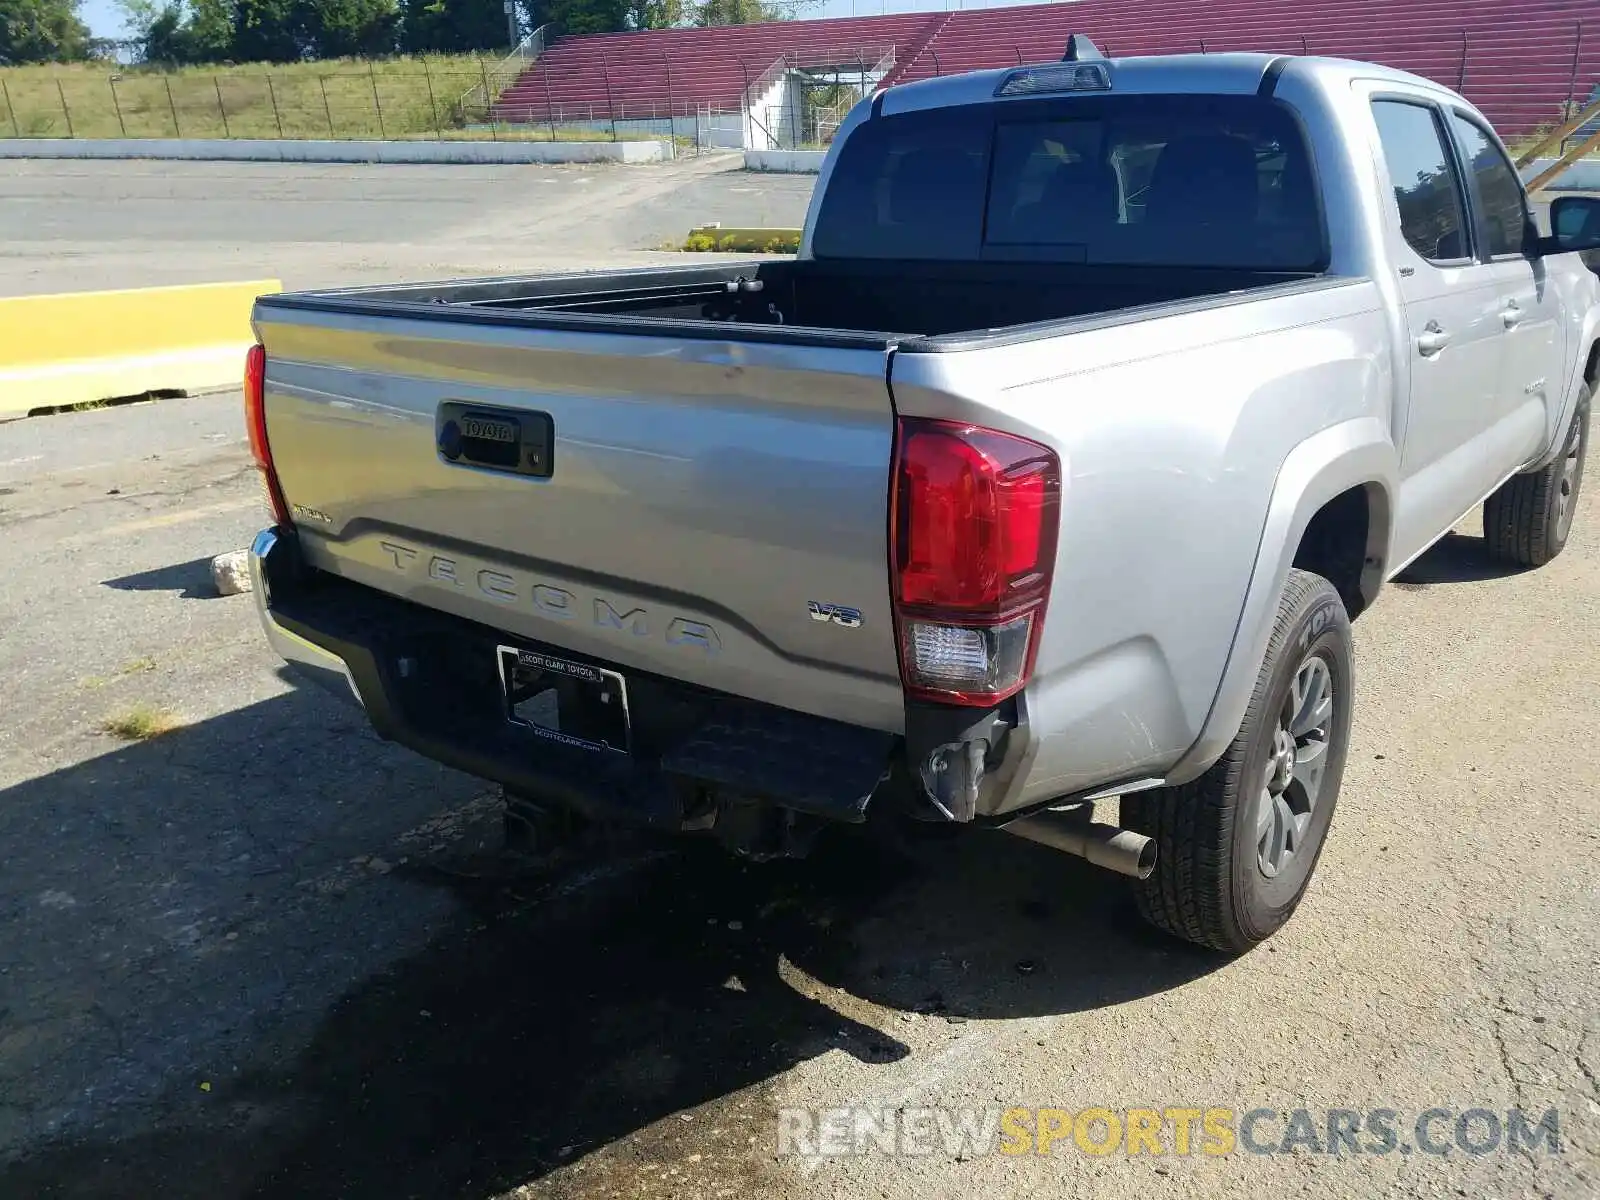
[0,279,281,416]
[683,225,802,253]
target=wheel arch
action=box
[1527,320,1600,471]
[1291,480,1391,621]
[1166,418,1395,786]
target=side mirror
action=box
[1541,195,1600,254]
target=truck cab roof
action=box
[876,51,1471,118]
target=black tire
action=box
[1123,569,1354,953]
[1483,384,1590,569]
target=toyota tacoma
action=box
[243,43,1600,951]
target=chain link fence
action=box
[0,62,673,144]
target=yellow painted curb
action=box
[0,279,281,415]
[684,225,802,253]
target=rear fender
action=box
[1165,417,1396,784]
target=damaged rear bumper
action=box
[249,526,909,839]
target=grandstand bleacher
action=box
[491,0,1597,142]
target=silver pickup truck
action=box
[244,43,1600,952]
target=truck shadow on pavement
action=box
[1,687,1225,1200]
[1391,532,1530,587]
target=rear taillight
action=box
[890,417,1060,706]
[244,343,292,528]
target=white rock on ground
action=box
[210,549,252,596]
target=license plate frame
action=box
[496,645,631,755]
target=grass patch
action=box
[0,58,671,144]
[682,230,799,253]
[0,56,545,141]
[83,656,160,690]
[101,703,181,741]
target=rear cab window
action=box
[811,93,1328,271]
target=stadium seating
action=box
[492,13,935,125]
[492,0,1597,137]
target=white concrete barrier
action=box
[744,149,827,173]
[0,138,671,165]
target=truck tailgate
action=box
[253,305,905,733]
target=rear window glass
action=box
[812,94,1326,270]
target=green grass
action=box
[100,703,181,741]
[0,57,633,142]
[82,655,158,690]
[682,230,798,253]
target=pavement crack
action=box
[1577,1049,1599,1098]
[1490,1015,1527,1104]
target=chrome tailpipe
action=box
[1001,812,1157,879]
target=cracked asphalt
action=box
[0,160,1596,1199]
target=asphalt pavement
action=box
[0,155,813,294]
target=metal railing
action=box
[481,40,898,151]
[729,44,894,149]
[810,45,894,143]
[457,25,549,117]
[1517,89,1600,191]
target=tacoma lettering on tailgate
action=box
[378,540,722,653]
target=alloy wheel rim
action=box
[1554,426,1584,542]
[1257,654,1334,879]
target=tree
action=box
[301,0,397,57]
[232,0,298,59]
[0,0,91,63]
[630,0,686,28]
[540,0,628,36]
[185,0,235,58]
[399,0,503,52]
[138,3,187,60]
[125,0,234,64]
[692,0,776,26]
[117,0,165,39]
[526,0,687,38]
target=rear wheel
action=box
[1123,569,1354,952]
[1483,384,1590,569]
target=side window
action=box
[1371,100,1470,264]
[1448,112,1529,257]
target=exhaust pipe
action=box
[1002,812,1157,879]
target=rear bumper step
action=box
[249,527,896,831]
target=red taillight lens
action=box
[244,343,292,527]
[891,418,1060,705]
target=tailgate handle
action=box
[437,403,554,479]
